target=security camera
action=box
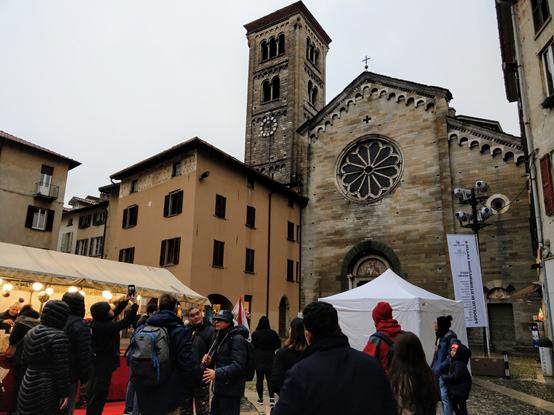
[455,211,472,225]
[475,181,489,192]
[478,206,493,221]
[453,188,472,202]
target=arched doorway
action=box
[208,293,233,317]
[278,296,290,338]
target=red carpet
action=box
[75,401,125,415]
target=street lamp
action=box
[452,180,493,356]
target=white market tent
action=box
[0,242,210,305]
[320,269,468,363]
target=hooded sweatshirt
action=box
[363,302,402,373]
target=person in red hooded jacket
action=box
[363,302,402,373]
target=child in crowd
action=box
[441,342,472,415]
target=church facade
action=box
[244,2,538,354]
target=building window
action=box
[67,218,73,226]
[75,239,88,256]
[287,259,294,281]
[541,44,554,108]
[262,77,280,103]
[287,196,294,208]
[246,177,255,189]
[306,37,319,67]
[93,211,106,226]
[25,206,54,232]
[541,154,554,216]
[164,190,184,217]
[532,0,550,33]
[122,205,139,229]
[287,221,295,241]
[78,214,91,229]
[130,179,138,194]
[246,206,256,228]
[296,225,300,242]
[213,240,225,267]
[215,195,226,219]
[296,261,300,283]
[38,165,53,195]
[90,236,104,257]
[172,161,181,177]
[160,237,181,266]
[119,247,135,263]
[245,248,255,273]
[60,232,73,253]
[261,33,285,62]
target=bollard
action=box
[503,351,510,379]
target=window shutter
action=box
[119,249,124,262]
[177,191,184,214]
[132,205,138,226]
[164,195,170,217]
[45,209,55,232]
[25,206,35,228]
[174,237,181,265]
[219,242,224,266]
[160,240,166,266]
[130,247,135,264]
[122,208,128,228]
[540,155,554,216]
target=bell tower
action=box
[243,1,331,191]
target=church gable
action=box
[447,117,525,165]
[298,71,452,141]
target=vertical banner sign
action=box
[447,234,488,327]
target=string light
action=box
[3,284,13,291]
[102,291,113,300]
[33,282,42,291]
[79,291,85,297]
[45,288,53,295]
[68,287,78,293]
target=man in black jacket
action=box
[87,293,138,415]
[180,307,216,415]
[271,302,397,415]
[62,292,92,415]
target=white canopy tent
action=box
[320,269,468,363]
[0,242,210,305]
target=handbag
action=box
[4,344,17,358]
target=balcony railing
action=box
[33,182,59,201]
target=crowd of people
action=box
[0,296,473,415]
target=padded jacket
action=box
[431,329,458,377]
[441,343,472,399]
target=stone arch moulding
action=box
[483,279,515,297]
[339,241,403,292]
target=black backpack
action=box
[369,332,396,370]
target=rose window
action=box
[335,136,403,203]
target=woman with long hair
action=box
[269,317,308,396]
[388,331,440,415]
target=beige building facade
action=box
[244,2,538,354]
[109,138,306,334]
[497,0,554,337]
[0,130,80,250]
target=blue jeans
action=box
[124,382,135,413]
[210,394,241,415]
[439,377,453,415]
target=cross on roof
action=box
[362,55,371,71]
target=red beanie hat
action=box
[372,302,393,324]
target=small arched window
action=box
[262,77,280,103]
[311,86,318,105]
[278,33,285,55]
[308,81,313,103]
[306,37,311,59]
[269,38,277,58]
[261,40,268,61]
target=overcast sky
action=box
[0,0,518,205]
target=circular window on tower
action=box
[335,135,403,204]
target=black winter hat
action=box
[62,292,86,318]
[41,300,70,330]
[91,301,111,321]
[437,315,453,330]
[213,310,234,324]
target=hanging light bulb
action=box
[3,284,13,291]
[137,295,141,302]
[68,287,78,293]
[102,291,112,300]
[45,287,54,295]
[79,291,85,297]
[33,282,42,291]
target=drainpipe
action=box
[266,187,278,317]
[299,197,308,312]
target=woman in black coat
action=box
[251,316,281,406]
[270,317,307,396]
[8,304,40,413]
[18,300,70,415]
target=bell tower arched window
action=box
[262,77,280,103]
[261,40,268,61]
[278,33,285,55]
[261,33,286,62]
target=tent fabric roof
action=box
[0,242,210,305]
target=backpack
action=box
[369,332,396,370]
[126,325,172,386]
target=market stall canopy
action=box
[320,269,468,363]
[0,242,210,305]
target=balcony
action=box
[33,182,59,201]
